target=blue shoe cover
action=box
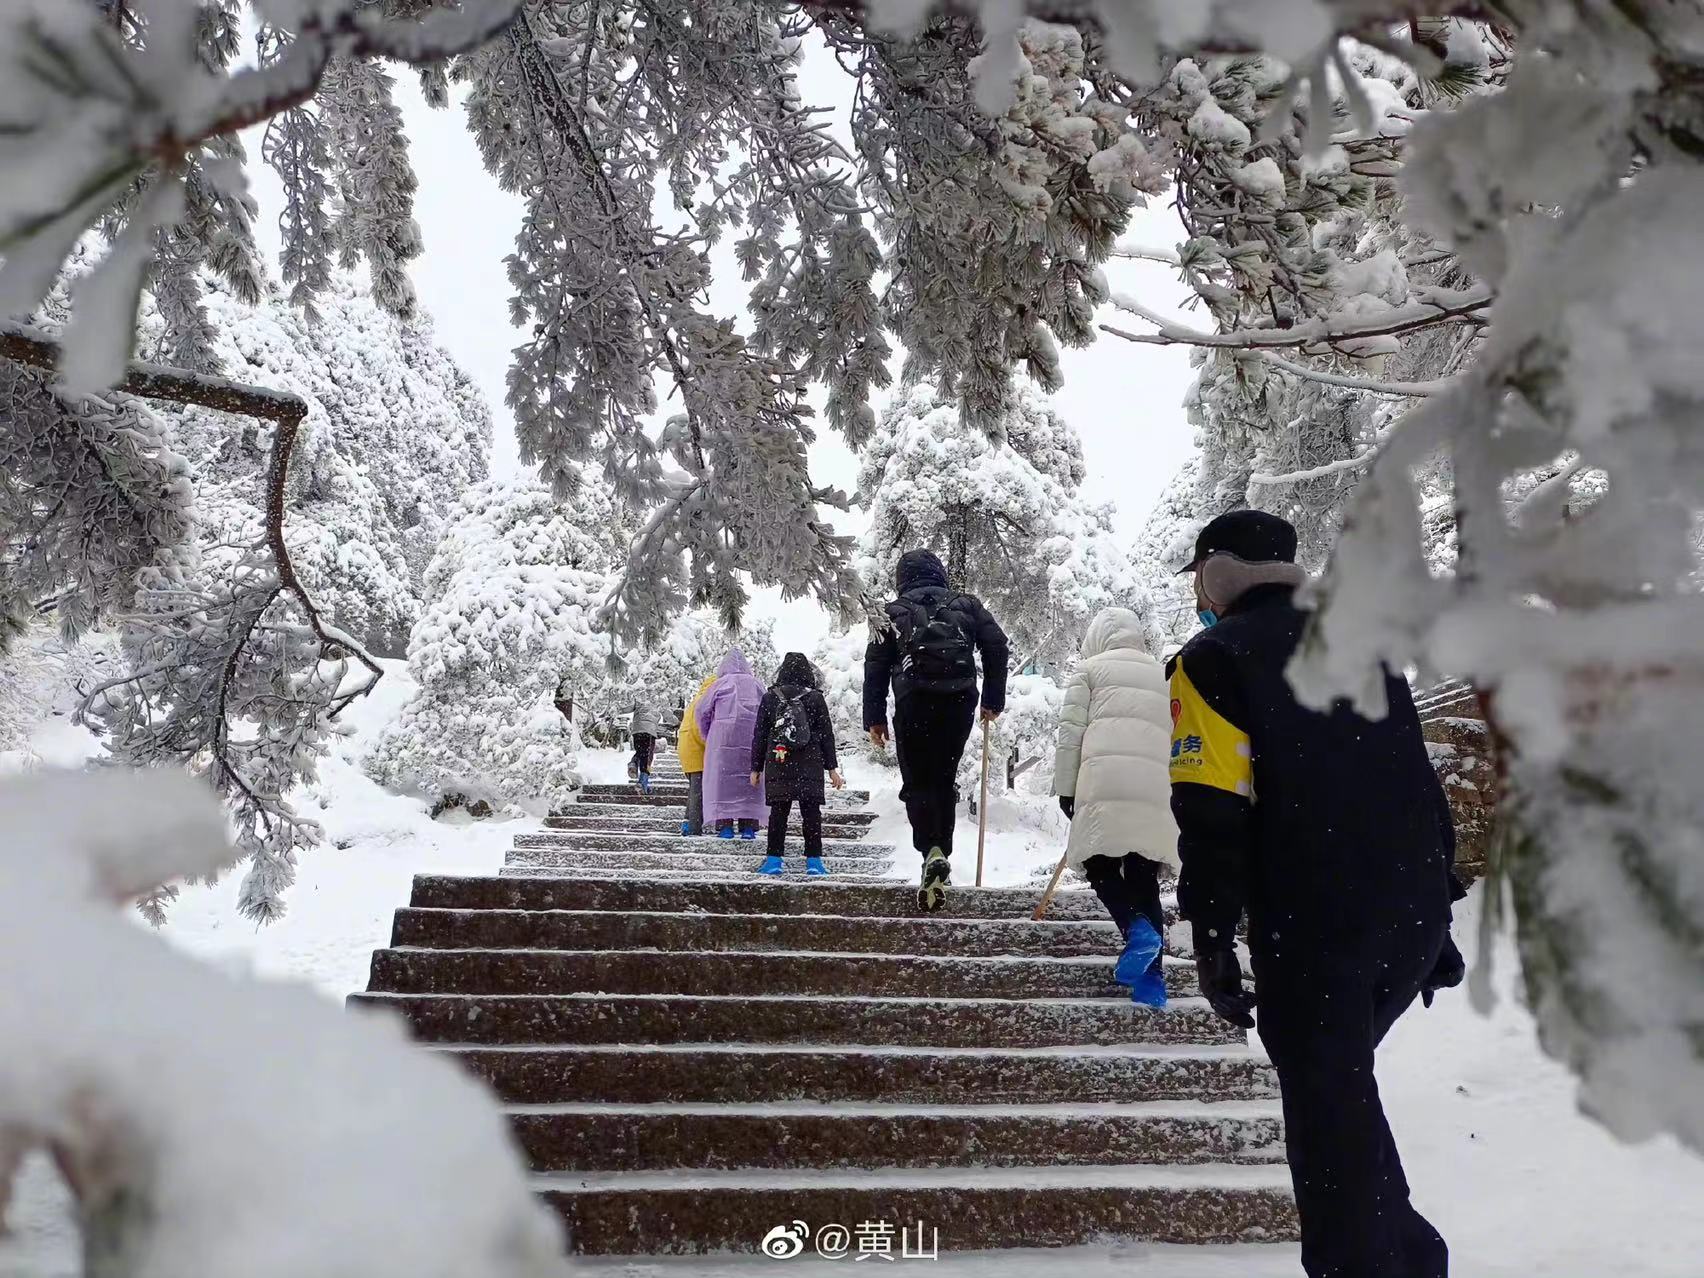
[1114,918,1164,987]
[758,856,785,876]
[740,827,758,841]
[806,857,828,877]
[717,826,736,840]
[1129,966,1168,1009]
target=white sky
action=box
[241,42,1201,659]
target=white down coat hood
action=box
[1052,607,1180,871]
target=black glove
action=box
[1195,948,1255,1029]
[1422,936,1466,1008]
[1058,795,1074,820]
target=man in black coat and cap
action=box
[863,549,1010,911]
[1167,509,1466,1278]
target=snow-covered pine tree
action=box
[857,382,1139,668]
[144,269,494,656]
[5,254,491,922]
[1131,455,1207,653]
[812,628,872,757]
[366,478,624,811]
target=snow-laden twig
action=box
[1102,284,1493,352]
[1249,450,1378,487]
[1250,349,1454,398]
[1110,243,1182,267]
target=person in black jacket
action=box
[751,652,844,876]
[1168,509,1466,1278]
[863,548,1010,911]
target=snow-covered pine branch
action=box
[1103,284,1491,355]
[0,322,309,424]
[0,0,518,389]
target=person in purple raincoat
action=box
[695,648,768,839]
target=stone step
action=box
[514,832,892,859]
[348,991,1246,1047]
[410,874,1116,922]
[437,1043,1278,1106]
[498,865,900,884]
[504,852,899,879]
[509,1101,1287,1174]
[569,788,870,808]
[551,803,876,831]
[391,907,1136,960]
[366,948,1198,1000]
[536,1164,1298,1253]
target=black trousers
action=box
[767,799,823,856]
[892,688,978,857]
[1082,853,1165,975]
[630,733,655,774]
[1253,927,1450,1278]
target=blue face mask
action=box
[1197,609,1219,629]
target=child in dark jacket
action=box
[749,652,843,877]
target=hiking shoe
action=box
[739,827,758,841]
[1129,966,1168,1009]
[1114,918,1165,987]
[717,825,736,841]
[917,847,950,913]
[806,856,828,877]
[758,856,785,876]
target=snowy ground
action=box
[4,684,1702,1276]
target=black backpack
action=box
[772,690,814,759]
[899,597,977,684]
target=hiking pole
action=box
[1033,850,1070,921]
[974,718,991,887]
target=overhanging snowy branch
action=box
[0,324,308,425]
[0,0,521,394]
[1249,450,1378,487]
[1101,285,1493,354]
[1249,350,1453,399]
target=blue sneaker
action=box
[1129,966,1168,1009]
[740,827,758,841]
[806,857,828,877]
[717,825,735,840]
[1114,918,1164,987]
[758,856,785,876]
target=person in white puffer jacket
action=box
[1053,606,1180,1008]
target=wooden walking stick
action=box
[1033,850,1071,921]
[974,718,992,887]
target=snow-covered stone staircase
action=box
[352,749,1298,1255]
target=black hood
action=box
[776,651,816,687]
[895,549,949,594]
